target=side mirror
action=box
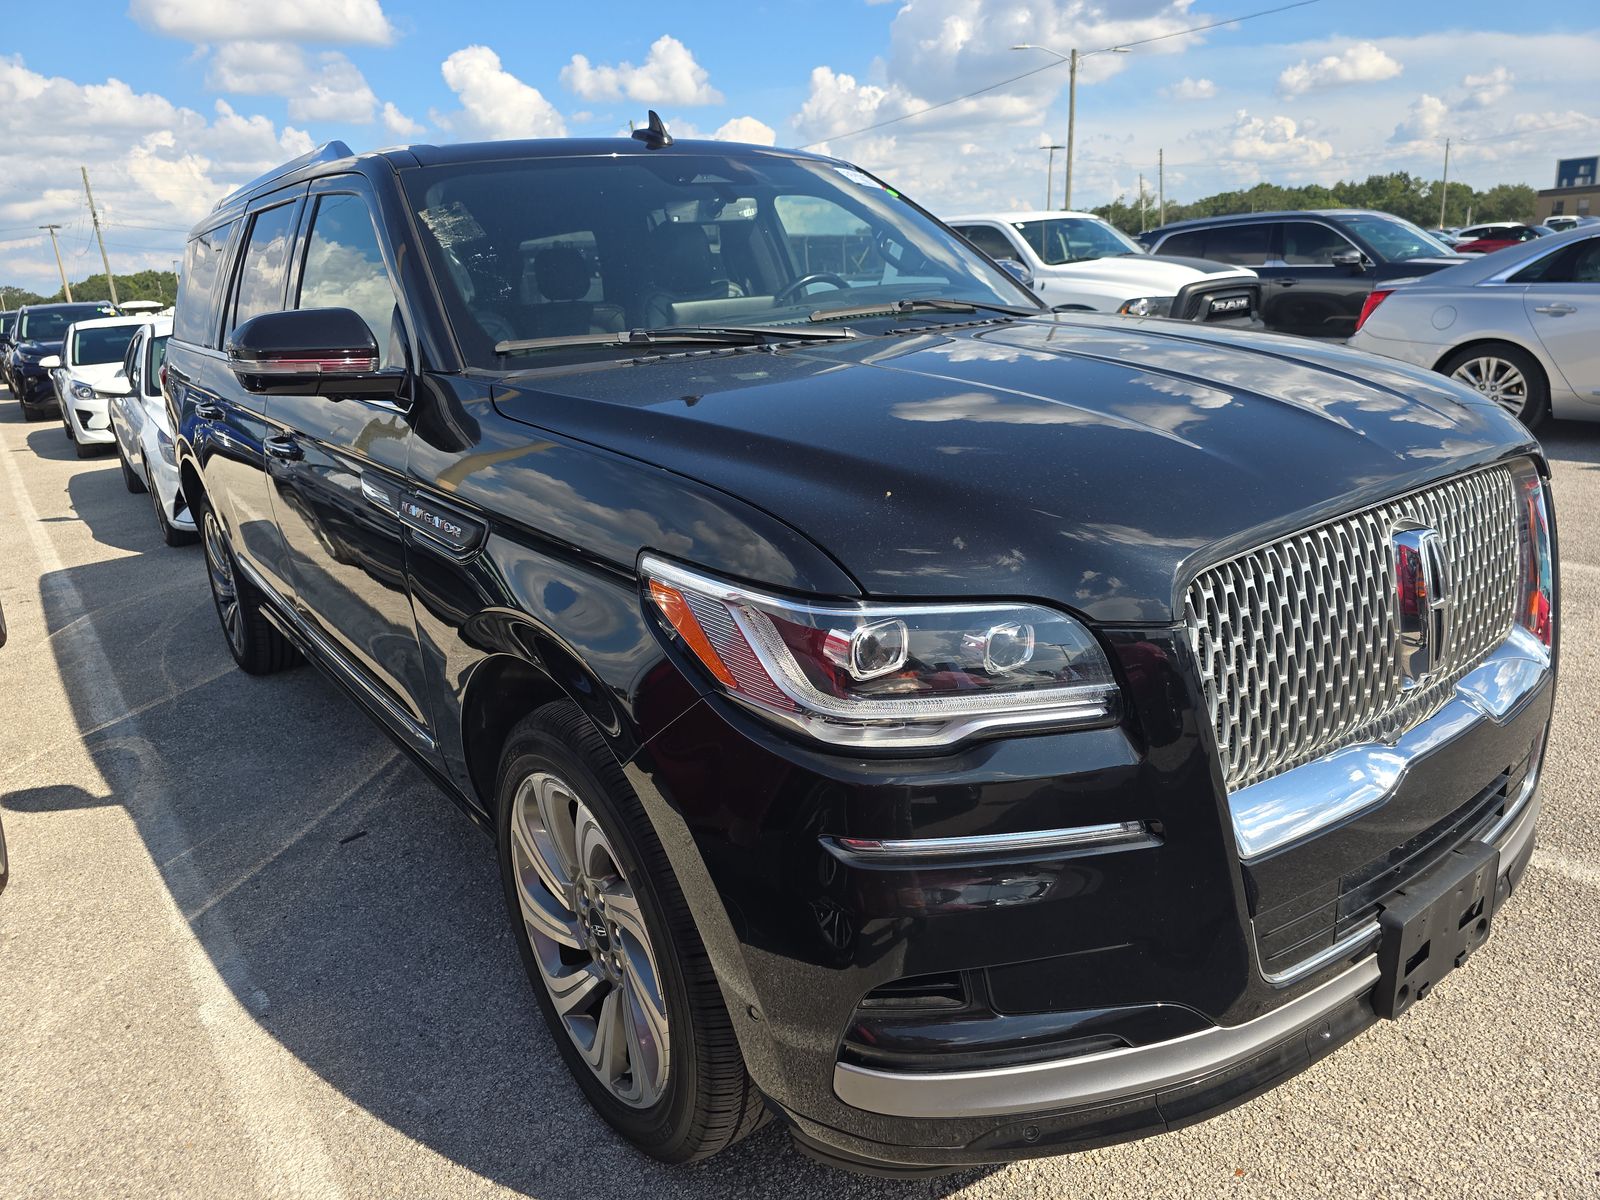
[996,258,1035,288]
[225,308,402,399]
[38,353,60,368]
[1331,249,1367,272]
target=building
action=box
[1536,155,1600,222]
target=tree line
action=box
[1,269,179,309]
[1092,172,1539,234]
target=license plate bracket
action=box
[1374,841,1499,1019]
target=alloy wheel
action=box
[508,770,670,1109]
[1450,355,1528,417]
[201,509,244,653]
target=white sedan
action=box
[47,314,152,457]
[1347,225,1600,428]
[108,316,196,546]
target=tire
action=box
[147,456,197,546]
[21,402,43,422]
[196,492,298,674]
[73,436,97,459]
[63,411,75,441]
[1439,343,1550,429]
[496,703,764,1164]
[118,442,148,494]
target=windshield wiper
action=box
[495,324,859,355]
[807,296,1041,323]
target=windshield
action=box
[401,153,1039,367]
[1012,217,1143,264]
[1342,215,1454,262]
[19,306,113,342]
[71,324,139,366]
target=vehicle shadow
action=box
[9,540,998,1197]
[1539,418,1600,467]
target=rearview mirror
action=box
[39,353,60,368]
[226,308,403,400]
[1331,249,1367,272]
[996,258,1035,289]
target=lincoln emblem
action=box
[1391,524,1452,688]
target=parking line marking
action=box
[0,436,348,1200]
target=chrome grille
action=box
[1185,467,1521,793]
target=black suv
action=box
[1140,210,1466,339]
[7,300,118,418]
[168,132,1555,1174]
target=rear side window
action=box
[174,221,237,347]
[1155,230,1208,258]
[231,202,300,332]
[955,225,1021,262]
[1203,224,1274,266]
[297,194,402,368]
[1510,237,1600,284]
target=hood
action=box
[1038,254,1254,292]
[15,339,63,358]
[71,361,129,393]
[491,315,1533,623]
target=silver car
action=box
[1348,225,1600,428]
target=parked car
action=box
[170,131,1554,1175]
[1138,210,1466,338]
[1426,228,1462,246]
[109,317,195,545]
[6,301,117,418]
[51,314,151,457]
[1452,223,1553,255]
[946,210,1261,325]
[1347,224,1600,427]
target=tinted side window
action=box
[297,194,401,368]
[125,333,143,395]
[955,225,1021,261]
[174,221,237,347]
[231,202,300,331]
[1203,224,1274,266]
[1156,230,1208,257]
[1281,222,1357,265]
[148,336,169,395]
[1510,237,1600,284]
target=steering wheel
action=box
[775,272,851,307]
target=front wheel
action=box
[196,493,298,674]
[1439,343,1549,428]
[496,703,764,1163]
[147,456,197,547]
[118,442,148,494]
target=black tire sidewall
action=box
[1443,344,1549,428]
[494,710,705,1157]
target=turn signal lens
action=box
[1510,460,1554,649]
[642,556,1118,750]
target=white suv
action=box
[49,314,153,457]
[109,316,195,546]
[946,210,1260,322]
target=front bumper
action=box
[11,367,52,407]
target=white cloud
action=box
[1459,66,1513,110]
[561,36,722,106]
[712,116,777,145]
[129,0,397,45]
[1163,77,1216,101]
[207,41,308,94]
[1221,109,1333,164]
[437,45,565,139]
[288,54,378,123]
[381,102,424,138]
[1278,42,1402,97]
[1390,93,1449,145]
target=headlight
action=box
[156,426,177,467]
[70,381,96,401]
[1510,458,1554,650]
[1117,296,1174,317]
[642,556,1119,749]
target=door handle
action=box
[263,435,303,461]
[1533,303,1576,316]
[1277,278,1299,287]
[194,400,224,419]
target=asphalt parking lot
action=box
[1,394,1597,1200]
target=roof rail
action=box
[213,141,354,212]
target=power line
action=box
[801,0,1322,149]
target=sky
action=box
[2,0,1597,295]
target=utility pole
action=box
[1158,149,1165,227]
[1013,43,1129,213]
[81,166,119,308]
[1438,137,1451,230]
[1138,173,1147,233]
[39,225,72,301]
[1041,143,1065,210]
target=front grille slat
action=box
[1186,467,1521,794]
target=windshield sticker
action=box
[834,166,895,197]
[418,201,487,247]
